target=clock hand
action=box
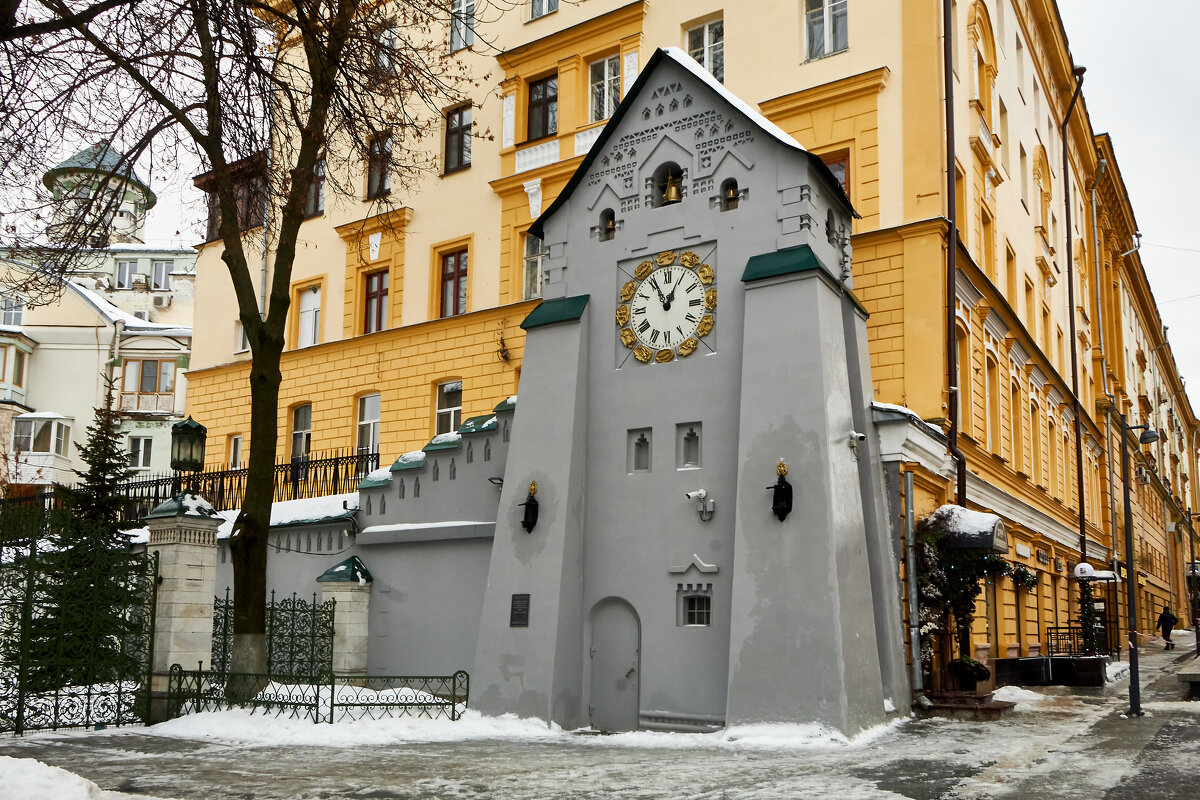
[665,272,684,305]
[650,277,667,307]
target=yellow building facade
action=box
[186,0,1197,673]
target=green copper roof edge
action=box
[493,397,517,413]
[458,413,498,436]
[741,244,833,283]
[315,555,373,584]
[521,294,590,330]
[357,477,392,489]
[390,457,427,472]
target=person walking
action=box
[1156,605,1179,650]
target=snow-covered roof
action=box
[871,402,947,441]
[15,411,70,420]
[145,491,218,520]
[106,242,197,255]
[127,492,360,543]
[64,279,191,337]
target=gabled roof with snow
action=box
[528,47,856,239]
[64,279,191,338]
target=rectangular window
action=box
[305,158,325,217]
[235,320,250,353]
[450,0,474,52]
[122,359,175,396]
[367,136,392,198]
[530,0,557,19]
[805,0,848,59]
[1,296,22,326]
[364,271,389,334]
[357,393,381,455]
[820,150,850,195]
[527,75,558,141]
[129,436,153,470]
[152,260,172,290]
[445,105,472,173]
[116,260,136,289]
[13,350,25,387]
[436,381,462,435]
[440,249,468,318]
[687,19,724,82]
[292,404,312,461]
[228,434,243,470]
[298,286,321,348]
[685,594,712,626]
[589,55,621,123]
[13,418,70,456]
[523,234,546,301]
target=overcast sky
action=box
[144,1,1199,403]
[1057,0,1200,407]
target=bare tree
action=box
[0,0,486,678]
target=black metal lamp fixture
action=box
[769,459,793,521]
[170,416,207,473]
[519,480,539,533]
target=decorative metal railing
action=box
[166,666,470,724]
[0,450,379,523]
[211,589,334,679]
[0,514,158,735]
[1045,623,1118,657]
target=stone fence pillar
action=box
[145,492,220,722]
[316,555,373,677]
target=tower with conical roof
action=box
[42,141,157,246]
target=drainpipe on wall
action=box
[943,0,967,506]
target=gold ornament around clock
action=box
[617,249,715,363]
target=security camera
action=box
[850,431,867,442]
[684,489,707,500]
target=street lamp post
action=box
[1188,512,1199,660]
[1121,412,1159,717]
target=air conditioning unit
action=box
[152,294,172,309]
[133,310,150,321]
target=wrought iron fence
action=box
[113,449,379,520]
[1045,623,1118,656]
[0,512,158,735]
[211,588,335,680]
[167,666,470,723]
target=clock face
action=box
[616,250,716,364]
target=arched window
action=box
[968,2,998,125]
[956,323,972,435]
[1010,379,1023,471]
[1048,417,1058,497]
[986,355,1000,452]
[598,208,616,240]
[1030,401,1042,486]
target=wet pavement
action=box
[3,637,1199,800]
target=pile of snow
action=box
[0,756,105,799]
[363,467,392,482]
[217,493,358,539]
[932,504,1003,534]
[871,401,947,439]
[992,685,1052,709]
[428,431,461,446]
[1106,660,1131,683]
[393,450,426,467]
[180,493,215,517]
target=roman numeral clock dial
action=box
[616,250,716,364]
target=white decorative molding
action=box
[574,127,603,157]
[955,269,984,309]
[983,308,1009,342]
[623,51,638,98]
[502,93,515,148]
[668,554,718,574]
[523,178,543,218]
[1029,366,1048,391]
[514,138,560,174]
[1008,340,1030,368]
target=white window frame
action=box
[129,436,154,470]
[1,296,22,326]
[588,55,621,123]
[228,434,243,470]
[116,260,137,289]
[152,260,172,290]
[523,234,546,300]
[298,286,321,348]
[292,404,312,461]
[235,320,250,353]
[805,0,848,60]
[357,393,381,455]
[530,0,557,20]
[13,418,71,457]
[450,0,474,52]
[687,19,724,83]
[436,381,462,435]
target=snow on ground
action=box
[1106,660,1131,683]
[0,756,169,800]
[992,685,1053,709]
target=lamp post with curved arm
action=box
[1122,412,1159,717]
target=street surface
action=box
[2,636,1198,800]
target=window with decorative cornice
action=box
[805,0,847,60]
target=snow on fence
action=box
[166,666,469,724]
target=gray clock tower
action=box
[472,48,909,735]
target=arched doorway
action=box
[589,598,641,732]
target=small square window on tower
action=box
[676,583,713,627]
[627,428,651,473]
[676,422,701,469]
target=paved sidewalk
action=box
[2,634,1198,800]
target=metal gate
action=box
[0,511,157,734]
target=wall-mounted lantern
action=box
[519,480,539,533]
[769,459,793,521]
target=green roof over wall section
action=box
[315,555,373,584]
[390,451,428,472]
[520,295,590,330]
[493,396,518,413]
[423,433,463,452]
[458,414,498,435]
[741,245,831,283]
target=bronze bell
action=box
[605,215,616,236]
[662,174,682,205]
[724,183,739,209]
